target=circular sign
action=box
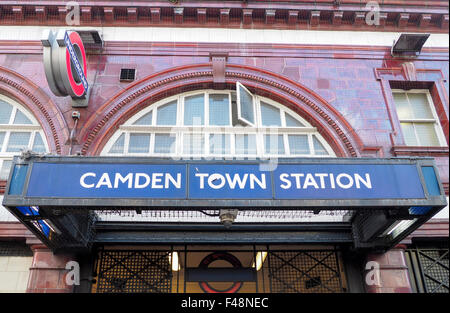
[42,30,89,99]
[65,31,88,97]
[198,252,243,293]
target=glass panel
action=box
[312,135,329,155]
[260,102,281,126]
[0,131,5,147]
[6,132,31,152]
[183,134,204,155]
[238,84,255,125]
[415,123,440,146]
[0,100,13,124]
[209,134,231,155]
[235,134,257,155]
[393,93,412,119]
[400,122,418,146]
[157,101,177,125]
[264,134,285,154]
[109,133,125,154]
[288,135,310,155]
[128,133,150,153]
[285,113,305,127]
[133,111,153,125]
[184,94,204,126]
[0,160,12,180]
[209,94,230,126]
[154,134,176,154]
[13,110,33,125]
[408,93,433,119]
[32,133,46,153]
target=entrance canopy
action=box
[2,155,447,252]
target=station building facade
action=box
[0,0,448,293]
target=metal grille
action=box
[95,250,172,293]
[96,209,353,223]
[268,250,343,293]
[406,246,449,293]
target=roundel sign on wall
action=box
[42,29,89,100]
[198,252,244,293]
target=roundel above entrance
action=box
[42,29,88,99]
[198,252,243,293]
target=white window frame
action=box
[0,94,49,180]
[101,89,336,158]
[392,89,447,147]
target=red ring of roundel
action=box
[65,31,87,97]
[198,252,243,293]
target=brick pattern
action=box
[26,247,74,293]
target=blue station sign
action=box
[4,157,445,209]
[19,162,425,200]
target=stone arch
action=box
[0,66,68,154]
[81,64,362,157]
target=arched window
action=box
[0,94,49,180]
[98,90,347,223]
[102,89,335,158]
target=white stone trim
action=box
[0,26,448,47]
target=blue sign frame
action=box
[3,156,446,210]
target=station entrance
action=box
[92,245,346,293]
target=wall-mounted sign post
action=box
[42,29,89,107]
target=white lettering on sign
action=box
[80,172,182,189]
[79,171,371,191]
[279,173,372,190]
[195,173,267,190]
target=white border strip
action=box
[0,26,448,47]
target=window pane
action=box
[184,94,204,125]
[235,134,257,155]
[238,84,255,125]
[400,122,418,146]
[415,123,440,146]
[209,94,230,126]
[0,160,12,180]
[154,134,176,154]
[264,134,285,154]
[288,135,310,154]
[209,134,231,155]
[109,133,125,154]
[183,134,204,155]
[285,113,305,127]
[393,93,412,119]
[32,133,46,153]
[313,135,328,155]
[0,131,5,147]
[128,133,150,153]
[157,101,177,125]
[133,111,153,125]
[0,101,13,124]
[408,93,433,119]
[6,132,31,152]
[13,110,33,125]
[261,102,281,126]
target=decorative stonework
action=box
[80,64,361,158]
[0,1,447,33]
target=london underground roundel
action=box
[42,29,89,99]
[198,252,243,293]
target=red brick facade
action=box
[0,0,448,294]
